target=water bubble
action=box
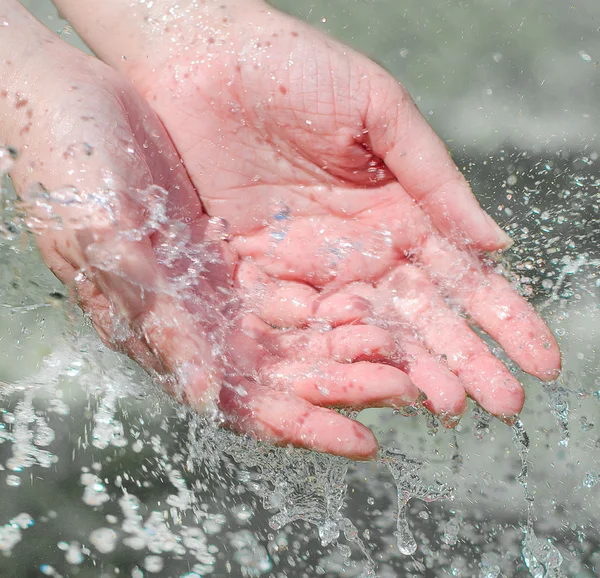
[90,527,117,553]
[582,472,598,488]
[230,530,272,575]
[6,474,21,487]
[81,473,110,506]
[65,542,84,565]
[11,513,33,528]
[144,555,164,573]
[442,512,463,546]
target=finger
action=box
[394,332,468,422]
[347,283,468,420]
[382,263,525,418]
[33,237,169,376]
[257,359,419,409]
[367,80,511,250]
[231,216,397,288]
[236,261,372,327]
[79,230,227,410]
[418,237,561,381]
[74,273,167,375]
[218,381,379,460]
[240,314,396,363]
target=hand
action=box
[2,13,422,459]
[57,0,561,421]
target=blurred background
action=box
[1,0,599,576]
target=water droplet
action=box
[6,474,21,487]
[144,555,164,573]
[90,527,117,553]
[583,472,598,488]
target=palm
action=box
[130,10,560,421]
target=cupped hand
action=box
[5,41,422,459]
[90,1,561,421]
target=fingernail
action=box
[498,413,518,426]
[439,413,462,429]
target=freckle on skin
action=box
[15,97,28,109]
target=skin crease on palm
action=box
[5,0,560,460]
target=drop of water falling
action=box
[582,471,598,488]
[90,527,117,553]
[379,447,453,556]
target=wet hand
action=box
[83,2,561,421]
[4,35,422,459]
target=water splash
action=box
[380,447,453,556]
[512,420,565,578]
[0,513,34,554]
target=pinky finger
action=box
[219,381,379,460]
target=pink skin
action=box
[0,4,422,461]
[8,1,561,456]
[51,0,559,420]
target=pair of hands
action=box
[4,0,560,459]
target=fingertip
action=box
[531,335,562,382]
[315,293,372,326]
[299,410,379,461]
[460,356,525,418]
[514,331,562,382]
[538,366,561,382]
[487,380,525,419]
[480,213,513,251]
[343,422,379,461]
[498,414,519,426]
[458,221,512,252]
[360,363,421,408]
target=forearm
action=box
[52,0,266,79]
